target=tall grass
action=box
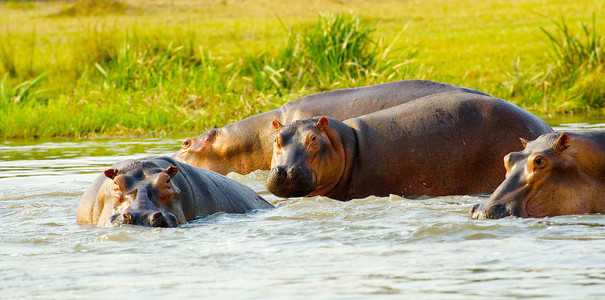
[542,14,603,86]
[531,13,604,112]
[495,12,604,113]
[541,14,604,111]
[0,9,416,139]
[303,13,377,87]
[240,13,416,93]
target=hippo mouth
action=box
[171,148,190,163]
[267,165,317,198]
[524,197,545,218]
[171,150,184,160]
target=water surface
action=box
[1,121,605,299]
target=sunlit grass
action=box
[0,0,603,139]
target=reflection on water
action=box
[1,124,605,299]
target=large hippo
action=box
[77,156,272,227]
[266,91,553,200]
[469,131,605,219]
[173,80,490,175]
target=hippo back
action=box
[154,157,273,216]
[280,80,491,123]
[343,91,553,197]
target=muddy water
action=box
[2,120,605,299]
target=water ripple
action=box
[2,131,605,299]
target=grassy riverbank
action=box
[0,0,603,139]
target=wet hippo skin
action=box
[267,91,553,200]
[470,130,605,219]
[173,80,490,175]
[77,156,272,227]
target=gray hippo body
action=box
[77,156,272,227]
[267,91,553,200]
[173,80,490,175]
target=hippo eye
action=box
[534,156,545,167]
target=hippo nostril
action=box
[148,211,169,227]
[484,204,509,219]
[287,165,303,179]
[152,212,164,221]
[182,138,192,149]
[109,211,138,226]
[166,214,178,227]
[469,203,481,218]
[273,166,287,180]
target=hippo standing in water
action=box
[266,91,553,200]
[77,156,272,227]
[172,80,490,175]
[470,131,605,219]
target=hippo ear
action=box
[316,117,329,132]
[272,120,283,132]
[519,138,528,149]
[554,133,571,152]
[104,169,119,180]
[165,165,179,178]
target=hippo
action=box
[266,91,553,200]
[173,80,490,175]
[76,156,273,227]
[469,131,605,219]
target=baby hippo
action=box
[77,156,272,227]
[470,131,605,219]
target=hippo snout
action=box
[147,211,178,228]
[267,165,317,198]
[109,211,178,228]
[469,203,512,219]
[271,166,288,182]
[469,203,483,219]
[109,212,139,226]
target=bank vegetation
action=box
[0,0,603,139]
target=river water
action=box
[1,118,605,299]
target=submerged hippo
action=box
[76,156,272,227]
[470,131,605,219]
[266,91,553,200]
[173,80,489,175]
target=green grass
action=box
[540,13,605,111]
[0,0,604,139]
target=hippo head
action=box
[266,117,345,198]
[470,132,595,219]
[172,129,233,175]
[103,162,185,227]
